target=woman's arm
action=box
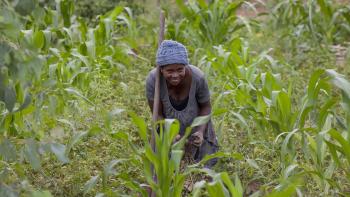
[192,100,211,146]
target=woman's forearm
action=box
[196,101,211,134]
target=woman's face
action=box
[161,64,186,86]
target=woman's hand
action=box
[191,131,204,147]
[173,134,181,144]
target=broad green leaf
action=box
[83,175,100,195]
[189,152,243,168]
[317,0,332,19]
[281,129,299,163]
[0,138,17,162]
[14,92,31,112]
[246,159,262,173]
[60,0,74,27]
[191,114,211,127]
[71,51,90,67]
[234,174,243,196]
[231,112,248,127]
[170,150,183,173]
[324,141,341,166]
[130,112,148,143]
[107,6,124,21]
[88,125,103,136]
[15,0,36,15]
[207,181,227,197]
[0,184,17,197]
[50,143,69,164]
[95,193,105,197]
[328,129,350,164]
[31,190,53,197]
[66,131,87,155]
[307,69,324,104]
[266,184,297,197]
[33,30,45,49]
[24,139,41,170]
[57,119,75,130]
[4,86,16,112]
[164,119,180,146]
[192,180,206,197]
[221,172,242,197]
[326,69,350,99]
[318,98,336,129]
[110,131,129,141]
[284,164,298,179]
[64,87,94,105]
[103,159,127,176]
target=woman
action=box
[146,40,218,167]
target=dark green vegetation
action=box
[1,0,350,196]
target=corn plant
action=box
[82,111,244,196]
[0,0,135,194]
[269,0,350,44]
[174,0,244,48]
[129,113,243,197]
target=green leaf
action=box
[246,158,262,173]
[15,0,36,15]
[191,114,211,127]
[88,125,103,136]
[50,143,69,164]
[14,92,31,112]
[189,152,243,168]
[170,150,183,173]
[60,0,74,27]
[0,138,17,162]
[207,181,227,197]
[283,164,298,179]
[130,112,148,143]
[266,184,297,197]
[107,6,124,21]
[317,98,336,129]
[31,190,53,197]
[234,174,243,196]
[317,0,332,19]
[64,87,94,105]
[0,184,17,197]
[231,112,248,127]
[83,175,100,195]
[66,131,88,155]
[4,86,16,112]
[221,173,242,197]
[24,139,41,170]
[325,141,341,166]
[328,129,350,164]
[103,159,127,176]
[164,119,180,146]
[326,69,350,99]
[192,180,206,197]
[33,30,45,49]
[281,129,299,164]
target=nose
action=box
[172,73,179,78]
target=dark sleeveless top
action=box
[169,96,189,111]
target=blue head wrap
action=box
[156,40,189,66]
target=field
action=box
[1,0,350,196]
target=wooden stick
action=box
[149,9,165,197]
[152,13,165,122]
